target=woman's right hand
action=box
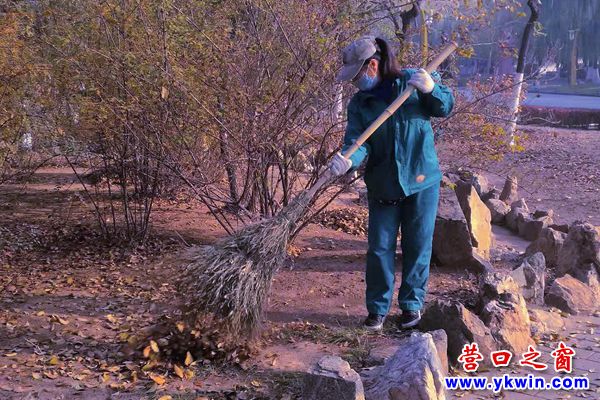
[328,152,353,176]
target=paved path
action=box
[523,93,600,110]
[451,312,600,400]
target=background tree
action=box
[506,0,541,141]
[0,4,46,183]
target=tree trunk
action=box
[507,72,524,145]
[394,0,421,57]
[506,0,540,144]
[216,97,239,204]
[219,129,239,203]
[569,31,578,87]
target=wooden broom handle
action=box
[341,42,458,159]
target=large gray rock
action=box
[364,329,448,375]
[556,222,600,280]
[470,250,494,274]
[533,209,554,219]
[430,330,449,375]
[549,223,569,234]
[455,182,493,259]
[526,227,567,266]
[518,215,553,242]
[516,213,534,239]
[478,272,534,355]
[432,187,474,268]
[485,199,510,224]
[363,344,399,368]
[505,207,529,233]
[545,274,599,315]
[479,271,521,304]
[471,173,489,198]
[420,299,496,366]
[433,186,494,271]
[304,355,365,400]
[511,198,529,211]
[481,187,500,202]
[499,176,519,204]
[529,308,565,338]
[511,252,546,304]
[362,332,446,400]
[573,263,600,298]
[479,299,533,355]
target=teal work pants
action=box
[365,183,440,315]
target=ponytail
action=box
[374,37,403,79]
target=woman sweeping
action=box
[329,36,454,331]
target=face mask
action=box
[353,71,380,91]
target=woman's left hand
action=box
[408,68,435,94]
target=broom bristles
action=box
[179,191,313,336]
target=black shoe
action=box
[399,310,421,329]
[363,313,386,331]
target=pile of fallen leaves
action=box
[122,315,256,380]
[311,208,368,236]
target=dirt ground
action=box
[0,126,598,399]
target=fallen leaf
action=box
[110,382,127,390]
[176,321,185,333]
[51,315,69,325]
[161,86,169,100]
[150,340,159,353]
[173,364,184,379]
[184,369,194,379]
[250,380,261,387]
[43,371,58,379]
[48,355,59,365]
[143,346,151,358]
[101,372,110,383]
[31,372,41,380]
[66,277,74,285]
[106,314,117,324]
[150,373,166,386]
[142,360,157,371]
[184,351,193,366]
[4,352,17,357]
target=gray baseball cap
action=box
[336,36,379,82]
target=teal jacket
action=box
[342,69,454,200]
